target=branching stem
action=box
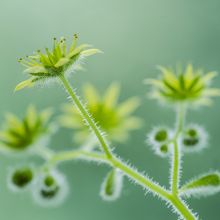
[59,74,112,159]
[56,75,196,220]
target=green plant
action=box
[1,36,220,219]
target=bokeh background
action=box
[0,0,220,219]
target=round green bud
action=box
[187,129,197,138]
[181,124,208,153]
[154,144,170,158]
[44,175,55,187]
[32,170,68,207]
[155,130,168,142]
[147,126,171,146]
[160,144,168,153]
[12,168,33,187]
[8,166,34,192]
[147,126,172,157]
[41,175,59,199]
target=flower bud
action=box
[145,64,220,107]
[147,126,172,157]
[59,83,142,144]
[100,168,123,201]
[147,126,171,145]
[8,166,34,192]
[0,105,53,154]
[181,124,208,153]
[32,169,68,207]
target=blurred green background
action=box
[0,0,220,219]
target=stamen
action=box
[18,58,30,67]
[70,34,78,52]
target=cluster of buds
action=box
[147,126,172,157]
[8,166,68,206]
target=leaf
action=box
[100,169,123,201]
[180,171,220,198]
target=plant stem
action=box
[109,157,170,199]
[171,103,185,195]
[34,146,54,160]
[57,76,196,219]
[59,75,112,159]
[170,196,196,220]
[50,150,108,165]
[48,148,196,219]
[49,149,170,200]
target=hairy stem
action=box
[49,149,170,200]
[59,74,112,159]
[51,150,108,165]
[34,146,54,160]
[170,196,197,220]
[47,148,196,219]
[57,76,195,219]
[171,103,185,194]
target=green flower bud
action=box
[59,83,142,144]
[32,170,68,207]
[181,124,208,153]
[0,105,53,153]
[155,130,168,142]
[160,144,169,154]
[147,126,171,146]
[145,64,220,107]
[100,169,123,201]
[8,166,34,192]
[15,35,101,91]
[147,126,172,157]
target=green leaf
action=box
[180,171,220,198]
[100,169,123,201]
